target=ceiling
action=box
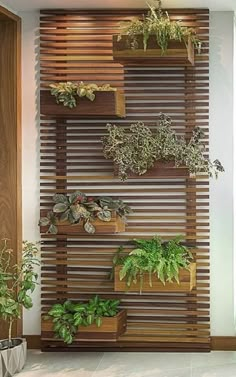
[2,0,236,12]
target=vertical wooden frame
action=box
[40,8,210,352]
[0,6,22,337]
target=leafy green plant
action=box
[0,240,40,347]
[117,1,201,54]
[50,82,116,109]
[46,296,120,344]
[112,236,193,293]
[102,113,224,181]
[39,190,132,234]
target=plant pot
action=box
[40,212,126,235]
[0,339,27,377]
[41,310,127,342]
[114,263,196,293]
[113,35,195,66]
[40,90,126,118]
[114,160,189,179]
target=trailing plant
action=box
[0,240,40,347]
[39,190,132,234]
[46,296,120,344]
[117,1,201,54]
[102,113,224,181]
[112,236,193,293]
[50,82,116,109]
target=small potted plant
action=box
[102,113,224,181]
[41,82,126,118]
[112,236,196,293]
[39,190,132,235]
[113,1,201,66]
[42,296,127,344]
[0,240,40,377]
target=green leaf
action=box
[23,295,33,309]
[69,191,86,204]
[60,210,69,222]
[48,224,58,234]
[39,217,50,226]
[96,317,102,327]
[97,210,112,222]
[84,220,95,234]
[53,194,68,204]
[53,203,68,213]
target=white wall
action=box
[20,11,235,336]
[209,11,235,335]
[20,11,41,335]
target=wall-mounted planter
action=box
[114,263,196,293]
[40,212,126,235]
[42,310,127,342]
[114,160,189,179]
[40,90,126,118]
[113,35,194,66]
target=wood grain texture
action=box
[42,309,127,342]
[41,90,126,118]
[40,212,126,234]
[0,11,22,339]
[114,264,196,293]
[113,35,195,66]
[40,7,210,352]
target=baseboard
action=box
[23,335,236,351]
[23,335,41,349]
[211,336,236,350]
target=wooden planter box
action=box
[40,90,126,118]
[114,263,196,292]
[113,35,194,66]
[114,160,189,179]
[41,310,127,342]
[40,212,126,235]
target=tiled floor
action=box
[17,350,236,377]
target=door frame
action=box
[0,5,22,337]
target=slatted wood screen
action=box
[40,8,210,351]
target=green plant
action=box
[117,1,201,54]
[112,236,193,293]
[0,240,40,347]
[39,190,132,234]
[50,82,116,109]
[46,296,120,344]
[102,113,224,181]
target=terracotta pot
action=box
[0,339,27,377]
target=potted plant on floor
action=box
[112,235,196,293]
[102,113,224,181]
[39,190,132,235]
[42,296,127,344]
[0,240,40,377]
[113,1,202,66]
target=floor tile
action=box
[192,363,236,377]
[93,367,191,377]
[18,350,104,377]
[191,351,236,368]
[93,352,191,377]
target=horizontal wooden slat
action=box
[40,7,210,352]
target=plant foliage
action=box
[0,240,40,346]
[117,2,201,54]
[39,190,132,234]
[50,82,116,109]
[102,113,224,181]
[112,236,193,293]
[46,296,120,344]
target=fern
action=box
[112,235,193,292]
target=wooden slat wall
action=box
[40,8,210,351]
